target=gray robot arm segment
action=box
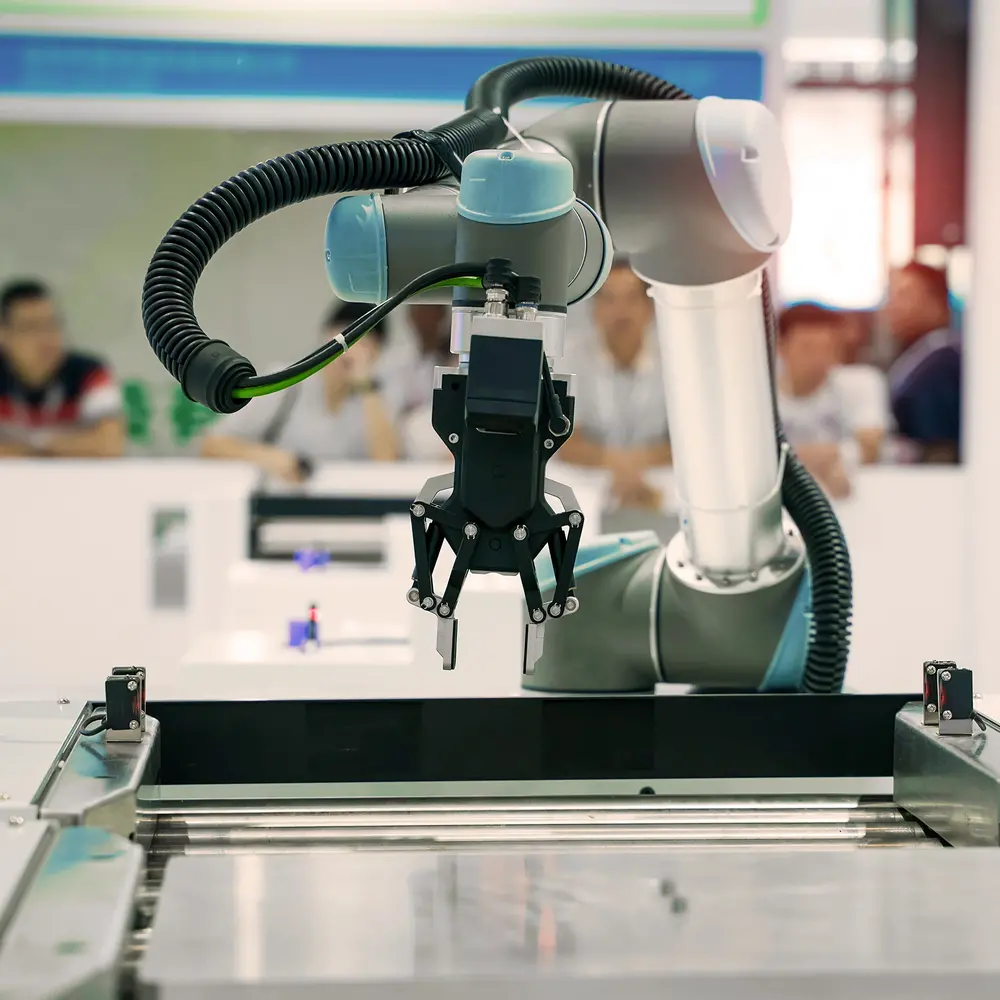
[524,97,791,286]
[528,536,805,694]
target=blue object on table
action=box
[294,549,330,570]
[288,621,309,647]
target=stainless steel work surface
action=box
[894,702,1000,845]
[41,718,158,837]
[139,847,996,999]
[0,822,55,938]
[0,826,142,1000]
[0,700,85,818]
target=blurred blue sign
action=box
[0,34,764,101]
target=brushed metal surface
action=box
[140,847,1000,999]
[894,703,1000,845]
[41,718,159,837]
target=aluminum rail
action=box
[137,796,934,853]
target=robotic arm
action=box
[141,57,851,693]
[327,96,812,685]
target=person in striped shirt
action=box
[0,280,124,458]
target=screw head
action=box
[464,523,478,539]
[941,670,952,682]
[127,680,137,692]
[565,596,580,614]
[549,604,562,617]
[531,609,545,623]
[942,710,953,721]
[407,588,420,604]
[448,433,459,444]
[438,604,451,618]
[421,597,435,610]
[568,511,583,528]
[544,438,554,450]
[513,525,528,542]
[927,703,937,714]
[8,816,23,827]
[57,698,70,705]
[411,503,426,518]
[927,665,937,675]
[129,720,139,730]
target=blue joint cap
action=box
[325,193,388,303]
[457,148,575,225]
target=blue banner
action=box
[0,33,764,102]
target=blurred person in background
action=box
[0,280,124,458]
[560,258,670,509]
[382,303,455,460]
[777,303,889,499]
[837,311,874,366]
[200,301,398,481]
[884,261,961,463]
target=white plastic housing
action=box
[648,269,784,576]
[695,96,793,254]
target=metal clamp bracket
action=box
[922,660,978,737]
[105,666,145,743]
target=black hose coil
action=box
[465,56,690,115]
[761,279,853,693]
[141,109,505,412]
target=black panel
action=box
[251,494,414,520]
[304,701,424,781]
[147,693,917,787]
[914,0,970,248]
[420,699,542,781]
[248,493,416,559]
[542,698,656,778]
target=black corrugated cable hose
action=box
[139,55,851,692]
[464,57,690,113]
[140,109,507,413]
[762,276,853,693]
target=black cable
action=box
[761,275,853,694]
[541,357,570,437]
[81,712,108,737]
[239,261,488,394]
[141,109,506,413]
[975,711,999,734]
[394,128,465,180]
[142,59,694,414]
[465,57,690,116]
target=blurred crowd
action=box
[0,257,962,503]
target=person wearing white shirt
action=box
[381,303,455,461]
[560,258,671,508]
[777,303,890,499]
[199,301,399,481]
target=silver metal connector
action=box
[484,287,508,316]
